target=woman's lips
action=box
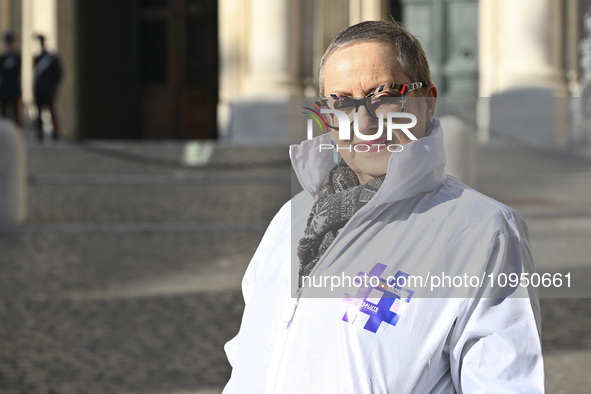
[353,138,391,152]
[353,138,387,146]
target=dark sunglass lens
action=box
[369,95,403,115]
[332,97,356,113]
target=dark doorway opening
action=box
[77,0,218,139]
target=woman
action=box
[224,20,543,393]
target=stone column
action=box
[578,6,591,146]
[480,0,567,96]
[349,0,386,26]
[502,0,566,95]
[218,0,249,138]
[479,0,569,147]
[228,0,304,142]
[0,119,26,224]
[243,0,303,97]
[21,0,57,116]
[440,116,477,188]
[0,0,10,33]
[313,0,350,94]
[56,0,77,139]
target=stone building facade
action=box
[0,0,589,147]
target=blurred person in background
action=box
[33,34,62,141]
[224,20,543,393]
[0,31,22,126]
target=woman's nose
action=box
[354,105,380,135]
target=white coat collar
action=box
[289,118,447,206]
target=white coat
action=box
[224,119,544,393]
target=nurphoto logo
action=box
[302,106,417,153]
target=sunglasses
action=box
[314,82,427,129]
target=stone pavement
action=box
[0,138,590,393]
[0,141,292,394]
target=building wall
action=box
[0,0,21,41]
[0,0,11,34]
[219,0,590,147]
[56,0,77,140]
[4,0,590,143]
[1,0,76,139]
[21,0,58,113]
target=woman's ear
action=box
[424,83,438,119]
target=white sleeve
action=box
[450,222,544,393]
[223,200,292,393]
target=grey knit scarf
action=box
[297,157,385,286]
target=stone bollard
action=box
[0,118,27,224]
[439,115,478,188]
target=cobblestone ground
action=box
[0,141,590,393]
[0,142,291,394]
[0,292,244,393]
